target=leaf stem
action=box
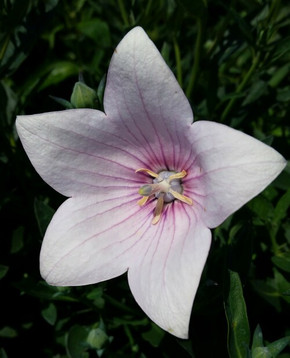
[206,6,232,58]
[118,0,130,27]
[221,51,261,122]
[145,0,153,16]
[0,35,10,61]
[173,36,182,87]
[186,18,203,98]
[124,325,137,352]
[270,232,279,255]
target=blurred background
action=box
[0,0,289,357]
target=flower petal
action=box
[128,203,211,338]
[40,192,156,286]
[16,109,147,197]
[185,121,286,228]
[104,27,193,170]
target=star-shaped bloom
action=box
[16,27,286,338]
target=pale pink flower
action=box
[16,27,286,338]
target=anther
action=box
[137,196,149,206]
[168,189,193,205]
[135,168,159,178]
[152,194,164,225]
[168,170,187,182]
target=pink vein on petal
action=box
[49,123,150,169]
[113,210,154,260]
[56,165,142,184]
[45,198,153,279]
[132,47,168,169]
[120,85,162,168]
[161,204,176,285]
[111,102,159,166]
[21,123,137,173]
[113,73,163,168]
[56,174,139,192]
[70,192,139,214]
[157,102,179,170]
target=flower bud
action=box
[70,82,98,109]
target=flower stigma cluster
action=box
[136,168,193,224]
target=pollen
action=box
[136,168,193,224]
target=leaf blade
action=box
[225,270,250,358]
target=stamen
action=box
[137,196,149,206]
[135,168,159,178]
[169,189,193,205]
[152,194,164,225]
[168,170,187,182]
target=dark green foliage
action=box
[225,270,250,358]
[0,0,289,357]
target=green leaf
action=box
[50,95,73,109]
[77,19,111,47]
[231,9,254,45]
[176,0,207,18]
[0,1,49,77]
[10,226,24,254]
[247,196,273,221]
[272,251,290,273]
[0,326,17,338]
[86,328,108,349]
[66,325,89,358]
[14,275,77,302]
[269,64,290,88]
[270,188,290,242]
[34,198,55,237]
[97,74,106,108]
[270,36,290,63]
[0,265,9,280]
[267,336,290,357]
[0,80,18,125]
[0,348,8,358]
[18,61,78,104]
[252,325,264,351]
[273,161,290,191]
[276,86,290,102]
[38,61,79,91]
[251,278,281,311]
[224,270,250,358]
[251,325,290,357]
[177,341,195,358]
[242,80,268,106]
[273,189,290,223]
[44,0,59,12]
[273,269,290,303]
[142,323,165,348]
[252,269,290,312]
[41,303,57,325]
[282,288,290,296]
[227,222,253,277]
[86,287,105,309]
[0,27,28,76]
[252,347,272,358]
